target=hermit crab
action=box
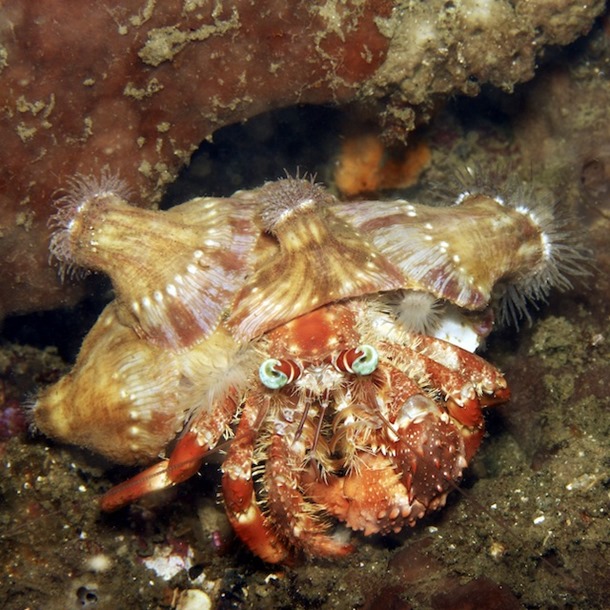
[32,174,584,561]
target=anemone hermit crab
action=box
[32,174,584,562]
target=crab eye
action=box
[351,345,379,375]
[334,344,379,375]
[259,358,300,389]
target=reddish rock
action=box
[389,538,444,583]
[431,577,524,610]
[0,0,392,317]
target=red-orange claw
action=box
[164,431,211,485]
[167,393,239,481]
[481,385,511,407]
[99,460,173,512]
[406,335,509,427]
[444,396,485,429]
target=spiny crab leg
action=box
[264,431,354,558]
[308,390,329,452]
[382,337,509,428]
[100,393,238,512]
[222,388,354,561]
[221,394,292,564]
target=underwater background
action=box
[1,2,609,609]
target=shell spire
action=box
[49,174,259,348]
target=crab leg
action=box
[413,334,509,400]
[264,425,354,558]
[100,394,237,511]
[414,336,510,428]
[382,338,508,428]
[221,394,291,564]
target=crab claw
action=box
[99,460,175,512]
[100,394,238,511]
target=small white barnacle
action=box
[193,249,203,259]
[142,296,152,309]
[407,210,417,218]
[153,290,163,303]
[540,231,552,259]
[455,191,471,204]
[166,283,177,297]
[128,425,140,437]
[514,204,530,215]
[132,300,140,314]
[424,234,433,242]
[453,254,461,263]
[174,273,184,285]
[187,263,198,274]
